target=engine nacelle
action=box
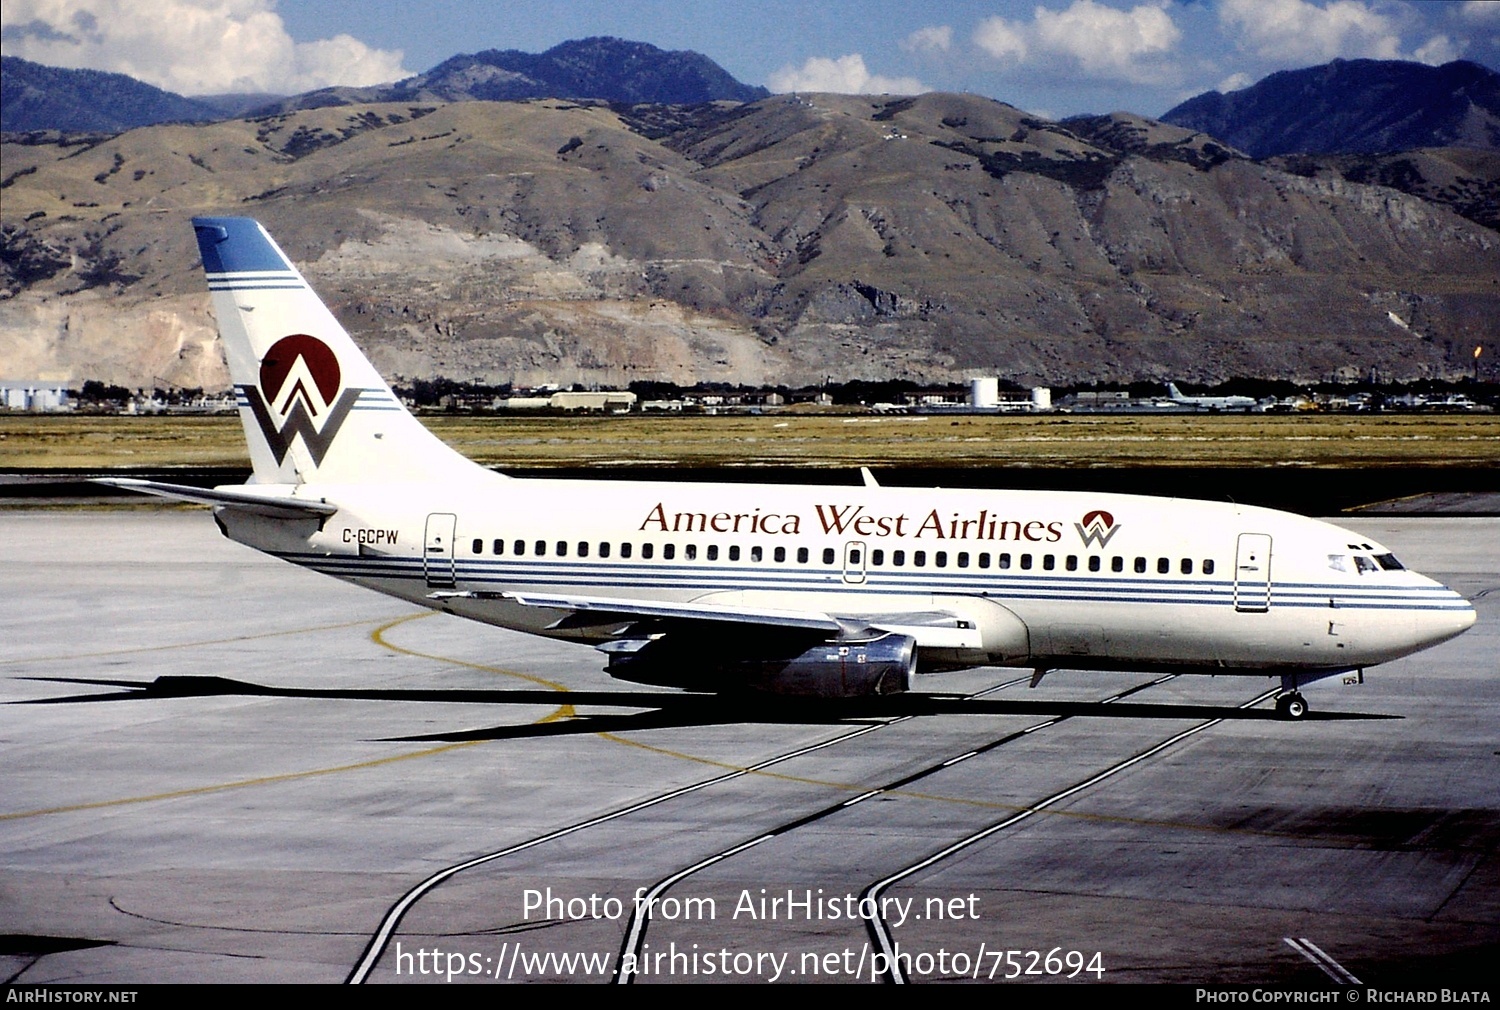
[602,632,916,698]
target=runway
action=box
[2,509,1495,984]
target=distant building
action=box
[0,382,70,412]
[550,390,637,412]
[496,390,638,412]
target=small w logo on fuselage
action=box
[239,334,364,466]
[1075,509,1122,548]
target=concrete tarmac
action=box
[1,509,1495,985]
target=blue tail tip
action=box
[193,216,293,274]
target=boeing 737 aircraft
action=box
[102,219,1476,719]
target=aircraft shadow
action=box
[16,674,1395,741]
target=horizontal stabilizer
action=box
[94,478,338,519]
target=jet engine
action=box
[600,631,916,698]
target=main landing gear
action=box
[1274,691,1308,720]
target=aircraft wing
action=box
[94,478,338,519]
[453,591,983,649]
[445,590,848,632]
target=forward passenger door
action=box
[1234,533,1272,612]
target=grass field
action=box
[2,412,1497,470]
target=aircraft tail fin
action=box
[1166,382,1186,401]
[193,217,497,486]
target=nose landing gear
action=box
[1274,691,1308,720]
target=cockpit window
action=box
[1374,553,1404,571]
[1353,555,1379,574]
[1327,554,1348,572]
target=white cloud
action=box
[974,0,1182,83]
[0,0,409,95]
[767,54,927,95]
[1218,0,1402,64]
[1217,71,1253,92]
[973,16,1029,63]
[1459,1,1500,24]
[900,25,953,54]
[1413,33,1464,65]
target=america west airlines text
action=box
[640,502,1068,543]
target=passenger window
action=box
[1042,554,1055,571]
[957,552,969,568]
[556,541,567,557]
[1203,559,1214,575]
[978,553,991,569]
[914,551,927,567]
[641,543,653,559]
[823,548,836,564]
[535,540,546,556]
[494,539,505,555]
[871,549,884,566]
[663,544,676,560]
[514,540,526,556]
[1088,555,1101,572]
[685,544,697,560]
[1180,558,1192,574]
[798,547,809,563]
[892,550,906,565]
[774,547,786,563]
[1020,554,1032,570]
[1134,557,1146,573]
[577,542,589,558]
[1157,557,1169,574]
[999,553,1011,569]
[707,545,719,561]
[472,538,483,554]
[1065,555,1077,571]
[751,546,762,562]
[728,545,738,561]
[1111,556,1123,573]
[935,551,948,568]
[621,543,633,559]
[599,542,610,558]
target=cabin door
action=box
[1234,533,1272,612]
[424,513,457,588]
[843,541,868,585]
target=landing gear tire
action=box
[1275,692,1308,720]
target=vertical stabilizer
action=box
[193,217,497,486]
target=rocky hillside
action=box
[2,93,1496,390]
[1162,59,1500,158]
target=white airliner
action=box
[101,218,1476,719]
[1165,382,1262,412]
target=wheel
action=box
[1276,692,1308,720]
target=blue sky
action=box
[4,0,1498,118]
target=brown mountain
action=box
[2,93,1496,390]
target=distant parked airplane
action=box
[100,219,1476,719]
[1166,382,1261,411]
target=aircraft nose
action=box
[1415,593,1477,649]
